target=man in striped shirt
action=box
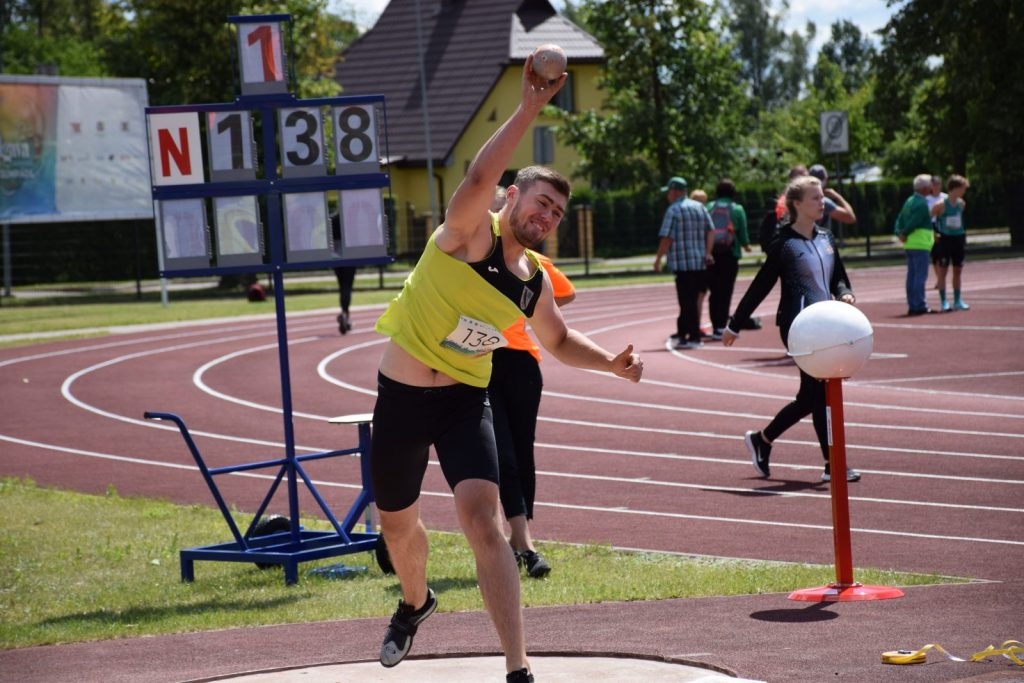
[653,176,716,348]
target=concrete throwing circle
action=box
[206,654,758,682]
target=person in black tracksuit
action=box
[722,175,862,483]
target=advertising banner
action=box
[0,75,152,224]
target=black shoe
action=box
[507,667,535,683]
[380,588,437,667]
[337,312,352,334]
[518,549,551,578]
[745,430,771,477]
[907,308,935,316]
[822,464,861,482]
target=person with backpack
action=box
[705,178,751,340]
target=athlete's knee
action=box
[453,480,502,541]
[379,506,421,540]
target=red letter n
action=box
[158,127,192,179]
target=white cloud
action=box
[782,0,892,56]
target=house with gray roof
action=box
[334,0,604,255]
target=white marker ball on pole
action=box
[788,300,873,379]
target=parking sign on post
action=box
[820,110,849,155]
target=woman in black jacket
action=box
[722,175,861,483]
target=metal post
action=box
[789,377,903,601]
[414,0,438,221]
[2,223,11,300]
[825,378,854,586]
[134,220,143,300]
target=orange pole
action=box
[826,378,854,586]
[790,377,900,601]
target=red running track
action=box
[2,258,1022,586]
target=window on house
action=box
[551,72,574,112]
[533,126,554,164]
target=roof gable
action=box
[335,0,603,166]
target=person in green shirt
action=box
[894,174,936,315]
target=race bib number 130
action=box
[441,316,508,356]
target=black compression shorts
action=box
[933,234,966,268]
[370,372,499,512]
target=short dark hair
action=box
[715,178,736,199]
[514,165,571,201]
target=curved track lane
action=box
[2,259,1022,585]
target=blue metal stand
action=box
[144,259,383,585]
[144,409,379,585]
[142,14,393,585]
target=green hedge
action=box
[2,219,159,286]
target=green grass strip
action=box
[0,478,955,650]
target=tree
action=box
[0,0,117,74]
[874,0,1024,244]
[723,0,808,113]
[103,0,348,105]
[555,0,746,190]
[814,19,876,94]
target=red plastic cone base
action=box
[789,583,904,602]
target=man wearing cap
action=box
[807,164,856,236]
[653,176,715,349]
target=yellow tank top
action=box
[375,217,539,387]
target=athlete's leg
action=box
[454,478,528,674]
[379,504,430,609]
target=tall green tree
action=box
[723,0,808,113]
[1,0,357,103]
[874,0,1024,244]
[555,0,745,190]
[0,0,117,74]
[814,19,876,94]
[104,0,348,105]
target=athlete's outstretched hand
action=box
[611,344,643,383]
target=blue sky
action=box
[337,0,894,54]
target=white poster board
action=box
[0,75,152,224]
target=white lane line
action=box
[534,499,1024,547]
[3,433,1020,549]
[585,369,1024,420]
[532,456,1024,513]
[0,434,365,487]
[857,369,1024,385]
[192,337,327,418]
[543,388,1024,437]
[55,323,337,451]
[538,415,1024,466]
[317,338,388,396]
[0,320,276,369]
